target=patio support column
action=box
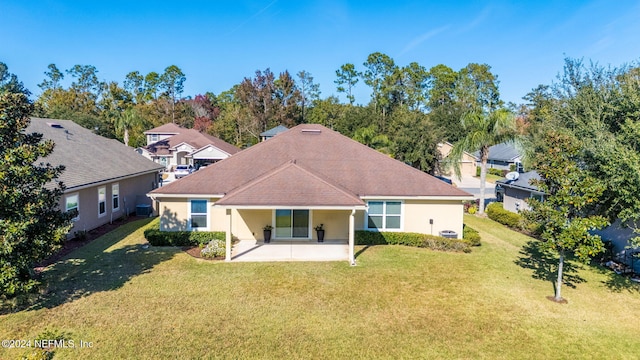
[225,208,232,261]
[349,209,356,266]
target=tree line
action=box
[11,53,509,175]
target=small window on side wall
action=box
[112,183,120,212]
[65,193,79,221]
[98,186,106,217]
[190,199,208,230]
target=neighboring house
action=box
[477,143,523,171]
[138,124,239,170]
[435,142,478,178]
[260,125,289,141]
[495,171,542,213]
[27,118,164,237]
[496,169,640,274]
[148,124,473,264]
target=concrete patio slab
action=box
[231,239,348,262]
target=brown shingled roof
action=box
[143,122,183,135]
[144,128,239,156]
[151,124,471,204]
[217,161,365,207]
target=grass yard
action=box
[477,173,503,184]
[1,216,639,359]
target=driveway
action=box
[450,176,496,200]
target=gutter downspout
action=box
[349,209,356,266]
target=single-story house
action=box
[477,143,523,171]
[495,171,543,213]
[435,142,478,179]
[138,123,239,170]
[28,118,165,237]
[148,124,473,264]
[260,125,289,141]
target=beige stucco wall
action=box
[157,199,465,240]
[62,172,158,236]
[403,200,464,239]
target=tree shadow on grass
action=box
[27,217,178,311]
[591,264,640,294]
[515,240,586,293]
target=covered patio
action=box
[231,239,349,262]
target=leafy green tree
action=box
[362,52,397,122]
[306,96,344,130]
[144,71,162,102]
[160,65,186,122]
[389,107,440,173]
[523,130,608,302]
[124,71,145,104]
[335,63,360,105]
[0,62,29,96]
[297,70,320,122]
[273,70,301,127]
[449,107,516,214]
[0,92,74,303]
[114,107,144,147]
[455,63,502,112]
[352,125,392,154]
[37,63,64,92]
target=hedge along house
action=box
[27,118,165,237]
[148,124,473,264]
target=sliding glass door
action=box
[275,209,310,238]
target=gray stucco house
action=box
[496,170,639,274]
[495,171,542,213]
[28,118,164,237]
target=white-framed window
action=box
[366,201,403,231]
[98,186,107,217]
[150,134,159,142]
[112,183,120,212]
[65,193,79,221]
[189,199,208,230]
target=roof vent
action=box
[47,122,64,129]
[301,129,321,134]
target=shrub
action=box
[144,227,225,247]
[476,166,481,177]
[355,231,471,253]
[486,202,523,228]
[463,225,481,246]
[201,239,226,259]
[488,168,504,176]
[463,199,480,213]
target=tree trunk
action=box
[555,250,565,301]
[478,146,488,214]
[123,128,129,147]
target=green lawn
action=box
[476,173,503,184]
[2,216,639,359]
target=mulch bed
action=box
[35,216,146,270]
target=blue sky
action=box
[2,0,639,105]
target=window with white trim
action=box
[150,134,159,142]
[366,201,402,230]
[98,186,106,217]
[65,193,79,221]
[189,199,208,230]
[112,183,120,212]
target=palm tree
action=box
[449,108,516,214]
[115,107,142,147]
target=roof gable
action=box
[216,162,365,207]
[144,128,239,155]
[152,124,470,201]
[144,123,183,135]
